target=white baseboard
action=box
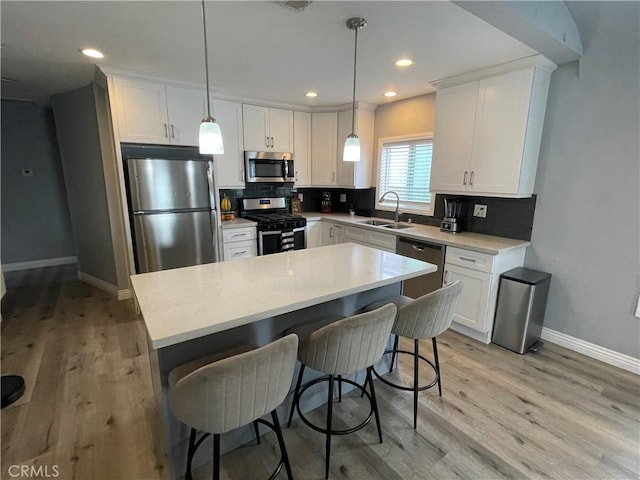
[78,271,118,296]
[541,327,640,375]
[78,272,132,300]
[2,256,77,272]
[117,289,133,300]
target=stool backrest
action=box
[300,303,397,376]
[169,334,299,434]
[394,280,463,339]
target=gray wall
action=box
[1,100,75,263]
[527,2,640,358]
[51,85,118,287]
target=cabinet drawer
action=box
[344,226,395,252]
[223,240,256,261]
[368,230,396,250]
[446,246,494,273]
[344,226,368,243]
[222,227,256,243]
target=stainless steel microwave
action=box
[244,151,294,183]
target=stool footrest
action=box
[296,376,374,436]
[373,349,439,392]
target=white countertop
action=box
[132,243,436,349]
[302,213,529,255]
[220,218,256,230]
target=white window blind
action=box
[379,138,433,208]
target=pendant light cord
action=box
[201,0,212,118]
[351,25,358,135]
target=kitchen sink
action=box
[382,223,413,230]
[356,219,393,226]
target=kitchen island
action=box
[131,243,436,478]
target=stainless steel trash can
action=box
[492,267,551,354]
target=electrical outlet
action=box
[340,193,347,202]
[298,193,304,202]
[473,204,487,218]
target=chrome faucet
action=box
[379,191,400,224]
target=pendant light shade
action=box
[343,17,366,162]
[343,134,361,162]
[199,117,224,154]
[199,0,224,155]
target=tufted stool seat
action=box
[363,280,463,429]
[285,303,397,479]
[169,334,299,480]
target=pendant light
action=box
[343,17,367,162]
[199,0,224,155]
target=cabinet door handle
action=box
[463,171,468,186]
[170,124,175,139]
[270,136,274,148]
[330,227,333,238]
[412,245,425,252]
[164,123,169,138]
[444,270,449,284]
[233,251,247,256]
[232,233,247,237]
[331,172,335,182]
[470,171,474,186]
[266,136,270,148]
[459,256,477,263]
[295,170,299,182]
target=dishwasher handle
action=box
[398,237,443,252]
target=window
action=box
[376,134,434,215]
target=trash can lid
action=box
[501,267,551,285]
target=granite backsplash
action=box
[295,187,536,241]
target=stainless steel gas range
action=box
[241,197,306,255]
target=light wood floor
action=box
[2,265,639,480]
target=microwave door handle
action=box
[283,157,289,180]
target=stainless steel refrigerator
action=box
[123,144,220,273]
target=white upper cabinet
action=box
[212,99,245,188]
[311,112,337,186]
[111,77,205,146]
[242,104,293,152]
[293,111,312,186]
[430,60,555,198]
[336,105,375,189]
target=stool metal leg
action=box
[433,337,442,396]
[389,335,399,373]
[254,421,261,444]
[325,374,334,480]
[287,364,305,428]
[413,339,419,430]
[338,375,342,402]
[213,433,221,480]
[186,428,196,480]
[271,409,294,480]
[367,367,383,444]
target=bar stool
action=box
[169,334,299,480]
[286,303,397,479]
[363,280,462,429]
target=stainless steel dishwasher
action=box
[396,237,445,298]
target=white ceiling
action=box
[1,1,537,107]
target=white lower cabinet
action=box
[305,220,323,248]
[343,225,396,253]
[322,222,344,246]
[443,246,526,344]
[222,226,257,261]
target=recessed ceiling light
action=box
[81,48,104,59]
[305,91,318,98]
[384,91,397,97]
[395,58,413,67]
